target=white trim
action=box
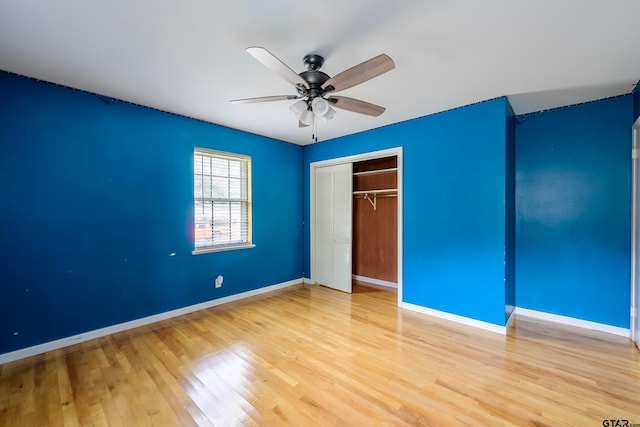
[352,275,397,289]
[192,243,255,255]
[397,149,403,307]
[310,147,403,306]
[401,302,507,335]
[0,278,302,365]
[515,307,631,337]
[310,148,401,168]
[194,147,251,161]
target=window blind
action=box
[193,148,251,251]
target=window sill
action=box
[192,243,255,255]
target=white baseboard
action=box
[0,278,303,365]
[401,302,507,335]
[352,275,397,289]
[515,307,630,337]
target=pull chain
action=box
[312,114,318,142]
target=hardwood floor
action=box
[1,283,639,426]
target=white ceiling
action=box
[1,0,639,145]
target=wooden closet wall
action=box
[352,156,398,283]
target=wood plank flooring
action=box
[1,282,640,426]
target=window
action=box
[193,148,253,254]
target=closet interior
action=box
[352,156,398,287]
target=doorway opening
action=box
[310,147,403,306]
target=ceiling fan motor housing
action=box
[298,54,331,99]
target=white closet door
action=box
[315,167,334,287]
[331,163,353,292]
[314,163,352,293]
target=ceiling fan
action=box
[230,47,395,140]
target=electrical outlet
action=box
[215,275,224,288]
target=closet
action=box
[311,149,401,297]
[352,156,398,286]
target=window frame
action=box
[192,147,254,255]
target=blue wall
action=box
[515,95,633,328]
[304,98,511,326]
[0,72,303,354]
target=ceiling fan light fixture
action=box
[289,100,307,116]
[321,106,336,122]
[311,97,329,116]
[299,109,315,126]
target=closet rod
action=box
[353,194,397,199]
[355,193,397,211]
[353,189,396,195]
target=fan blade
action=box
[230,95,298,104]
[328,96,386,117]
[299,121,310,128]
[322,54,394,93]
[246,47,309,89]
